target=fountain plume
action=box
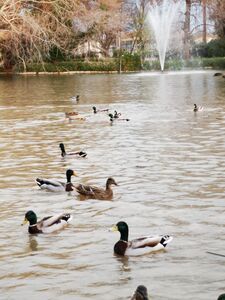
[140,0,180,72]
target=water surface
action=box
[0,71,224,300]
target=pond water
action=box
[0,70,224,300]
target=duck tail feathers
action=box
[62,214,73,223]
[160,235,173,247]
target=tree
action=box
[0,0,79,70]
[208,0,225,38]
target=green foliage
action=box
[47,46,67,62]
[14,60,118,73]
[193,39,225,58]
[201,57,225,69]
[120,52,142,71]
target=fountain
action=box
[137,0,180,72]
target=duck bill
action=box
[21,218,28,226]
[110,225,118,232]
[73,171,78,177]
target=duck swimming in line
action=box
[22,210,72,234]
[92,106,109,114]
[109,113,130,124]
[193,104,203,112]
[114,110,122,118]
[75,177,118,200]
[36,169,77,192]
[59,143,87,158]
[111,221,173,256]
[131,285,149,300]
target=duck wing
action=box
[38,214,72,233]
[131,235,163,248]
[124,235,173,256]
[36,178,65,191]
[75,184,103,196]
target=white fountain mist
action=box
[145,0,180,72]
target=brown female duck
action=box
[75,177,118,200]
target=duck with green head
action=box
[22,210,72,234]
[59,143,87,158]
[111,221,173,256]
[36,169,77,192]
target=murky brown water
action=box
[0,70,224,300]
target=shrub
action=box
[193,39,225,58]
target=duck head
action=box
[134,285,149,300]
[66,169,77,182]
[93,106,97,114]
[111,221,129,241]
[22,210,37,226]
[59,143,66,157]
[106,177,118,188]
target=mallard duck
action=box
[218,294,225,300]
[65,111,79,118]
[92,106,109,114]
[70,95,80,102]
[214,72,222,77]
[114,110,122,118]
[111,221,173,256]
[108,113,130,123]
[65,112,86,121]
[75,177,118,200]
[22,210,72,234]
[59,143,87,158]
[131,285,149,300]
[193,104,203,112]
[36,169,77,192]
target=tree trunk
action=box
[183,0,191,60]
[202,0,207,43]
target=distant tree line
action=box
[0,0,224,71]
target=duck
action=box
[111,221,173,256]
[114,110,122,118]
[131,285,149,300]
[21,210,72,234]
[59,143,87,158]
[214,72,222,77]
[75,177,118,200]
[92,106,109,114]
[70,95,80,103]
[193,104,203,112]
[108,113,130,123]
[65,112,86,121]
[36,169,77,192]
[218,294,225,300]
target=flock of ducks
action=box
[21,96,207,299]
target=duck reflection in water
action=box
[28,236,38,252]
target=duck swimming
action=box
[92,106,109,114]
[193,104,203,112]
[36,169,77,192]
[22,210,72,234]
[108,113,130,123]
[131,285,149,300]
[59,143,87,158]
[111,221,173,256]
[71,95,80,102]
[75,177,118,200]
